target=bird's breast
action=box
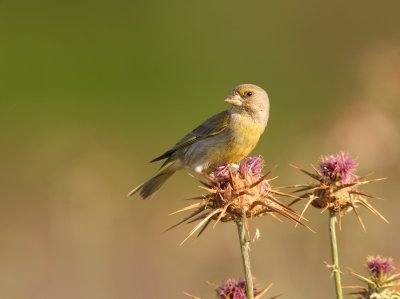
[204,114,265,165]
[184,112,266,171]
[222,117,265,161]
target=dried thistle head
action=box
[347,256,400,299]
[290,152,388,230]
[215,277,274,299]
[168,156,309,245]
[184,278,275,299]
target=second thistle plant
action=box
[291,152,388,229]
[290,152,388,299]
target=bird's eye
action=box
[245,91,253,97]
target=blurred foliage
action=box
[1,1,400,298]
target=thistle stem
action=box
[237,219,254,299]
[329,210,343,299]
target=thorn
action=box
[324,262,342,277]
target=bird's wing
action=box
[150,110,231,163]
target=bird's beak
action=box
[224,94,243,107]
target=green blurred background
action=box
[1,1,400,298]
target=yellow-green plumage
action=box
[129,84,270,199]
[195,114,265,166]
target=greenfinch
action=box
[129,84,270,199]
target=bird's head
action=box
[224,84,270,116]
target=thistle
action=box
[347,256,400,299]
[168,156,309,243]
[168,156,309,299]
[183,278,275,299]
[290,152,388,230]
[289,152,388,299]
[215,278,274,299]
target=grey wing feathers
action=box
[150,110,230,163]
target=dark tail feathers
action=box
[128,167,175,199]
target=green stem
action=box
[329,210,343,299]
[237,219,254,299]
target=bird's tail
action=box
[128,163,176,199]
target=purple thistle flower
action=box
[291,152,388,229]
[367,256,394,278]
[319,152,358,185]
[216,278,256,299]
[214,163,231,182]
[239,156,264,177]
[348,256,400,298]
[213,156,265,186]
[232,288,246,299]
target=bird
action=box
[128,84,270,199]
